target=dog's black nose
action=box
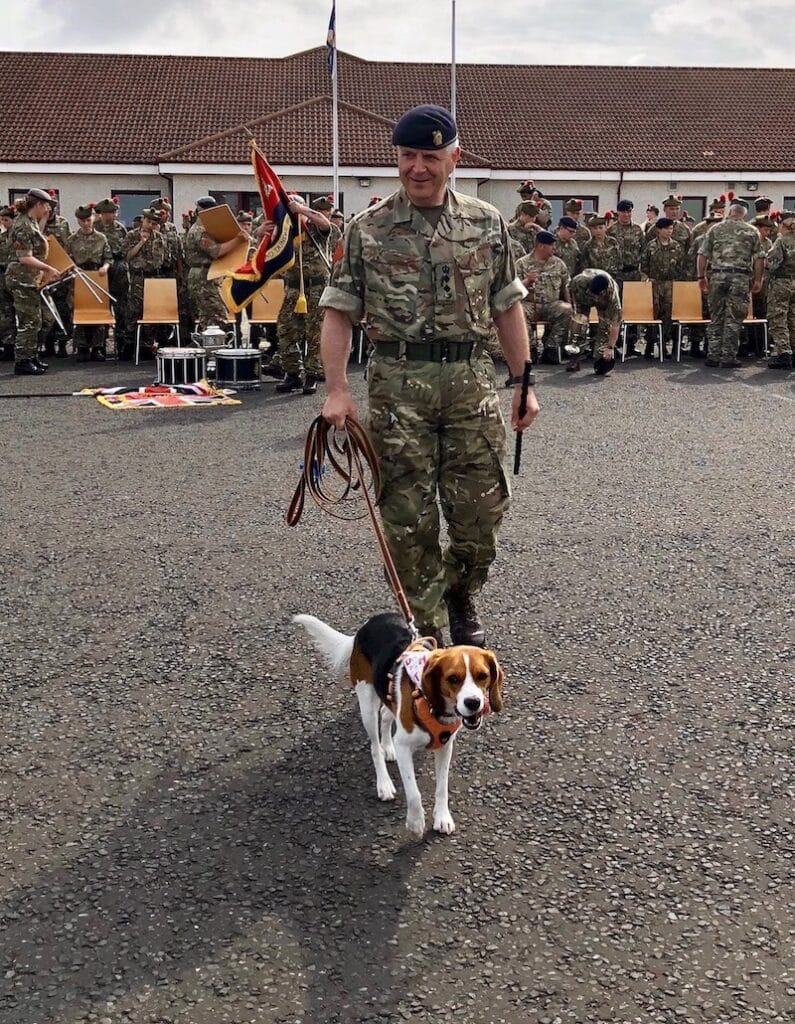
[463,696,482,712]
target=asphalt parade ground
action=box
[1,353,793,1024]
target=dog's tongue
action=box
[482,696,491,716]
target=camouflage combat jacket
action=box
[685,217,723,278]
[97,219,127,258]
[554,235,581,277]
[699,218,763,273]
[321,187,525,345]
[45,214,71,249]
[184,222,220,269]
[645,221,690,248]
[0,228,15,268]
[515,252,569,306]
[507,220,538,255]
[570,269,622,322]
[606,221,645,272]
[67,229,112,269]
[766,235,795,279]
[123,226,166,274]
[580,237,620,275]
[641,238,686,281]
[283,222,341,288]
[8,214,48,264]
[160,223,183,273]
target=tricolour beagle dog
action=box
[293,611,503,837]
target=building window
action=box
[681,196,705,222]
[544,195,598,224]
[783,196,795,210]
[209,190,263,217]
[111,190,162,228]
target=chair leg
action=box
[135,324,141,365]
[620,325,626,363]
[676,326,682,363]
[175,325,181,348]
[658,325,664,363]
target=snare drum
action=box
[214,348,262,390]
[156,347,207,386]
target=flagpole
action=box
[332,4,340,208]
[450,0,457,191]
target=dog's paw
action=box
[433,811,456,835]
[381,741,397,763]
[377,776,396,801]
[405,809,426,838]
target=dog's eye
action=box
[446,674,461,686]
[475,671,489,683]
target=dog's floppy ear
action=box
[421,650,447,717]
[485,651,504,713]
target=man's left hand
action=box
[511,386,540,431]
[751,280,763,295]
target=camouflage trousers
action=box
[126,272,158,347]
[5,263,41,360]
[651,281,673,345]
[0,269,15,347]
[187,267,228,332]
[276,282,326,376]
[525,300,572,355]
[40,279,73,349]
[707,273,750,360]
[616,271,641,345]
[366,352,510,630]
[108,260,129,347]
[574,301,613,359]
[767,278,795,355]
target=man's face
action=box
[591,224,606,241]
[565,208,581,222]
[534,242,555,261]
[78,216,93,232]
[557,225,575,241]
[397,145,460,207]
[663,204,679,220]
[658,226,674,242]
[143,216,159,232]
[0,216,12,231]
[99,211,116,226]
[617,209,632,225]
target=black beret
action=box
[616,199,634,212]
[730,197,749,210]
[535,230,556,245]
[558,216,578,230]
[589,274,610,294]
[655,217,674,229]
[195,196,217,210]
[392,104,458,150]
[754,196,772,210]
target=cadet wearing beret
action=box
[122,208,167,357]
[184,195,243,336]
[515,230,572,365]
[645,195,691,248]
[568,270,623,375]
[607,198,646,355]
[554,216,582,277]
[641,217,687,358]
[563,199,591,248]
[514,179,552,227]
[320,103,538,650]
[0,203,18,362]
[580,216,620,277]
[765,211,795,369]
[93,197,130,357]
[507,200,541,255]
[67,205,112,360]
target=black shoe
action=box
[14,359,46,376]
[43,339,57,357]
[690,346,705,359]
[705,356,720,367]
[56,341,69,358]
[539,349,557,365]
[445,589,486,647]
[643,342,655,360]
[33,356,49,370]
[91,348,106,362]
[76,349,91,363]
[275,372,304,394]
[767,353,793,370]
[0,344,14,362]
[262,362,285,380]
[302,374,319,395]
[593,357,614,376]
[720,358,741,369]
[566,358,580,373]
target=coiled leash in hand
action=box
[287,415,421,641]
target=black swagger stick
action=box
[512,359,534,476]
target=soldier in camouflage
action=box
[507,200,541,255]
[123,208,167,356]
[0,204,17,361]
[320,104,538,644]
[580,215,620,276]
[746,214,775,355]
[641,217,687,357]
[40,194,73,357]
[569,270,622,375]
[563,199,591,249]
[515,230,571,364]
[275,194,340,396]
[697,197,764,368]
[764,212,795,370]
[554,216,582,277]
[515,179,552,227]
[184,196,242,337]
[684,197,726,358]
[4,189,61,375]
[94,197,129,358]
[645,195,691,248]
[607,198,646,355]
[67,205,112,361]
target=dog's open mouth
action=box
[461,696,490,730]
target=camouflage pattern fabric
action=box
[646,221,690,247]
[186,267,228,332]
[6,214,49,359]
[606,221,646,283]
[765,235,795,355]
[123,228,166,345]
[580,237,620,276]
[574,224,591,249]
[507,220,538,255]
[320,186,524,628]
[0,228,16,348]
[570,269,622,359]
[97,219,130,345]
[642,238,686,345]
[700,219,762,359]
[515,251,571,354]
[67,228,112,351]
[276,281,326,376]
[554,235,581,277]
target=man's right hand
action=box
[322,388,358,429]
[699,277,709,293]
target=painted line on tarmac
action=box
[736,381,795,403]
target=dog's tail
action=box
[292,614,354,680]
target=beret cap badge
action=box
[432,130,442,146]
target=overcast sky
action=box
[6,0,795,66]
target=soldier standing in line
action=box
[641,217,687,358]
[0,204,17,361]
[320,104,538,645]
[515,230,571,365]
[150,196,190,341]
[507,200,541,255]
[607,198,645,356]
[646,195,691,248]
[67,205,112,361]
[752,196,777,239]
[40,192,73,358]
[562,199,591,248]
[183,196,244,336]
[744,213,776,356]
[554,216,582,277]
[684,197,726,359]
[123,208,167,357]
[697,197,764,368]
[764,212,795,370]
[580,215,620,276]
[568,270,622,376]
[4,189,61,375]
[94,197,129,358]
[274,194,340,396]
[514,179,552,227]
[643,205,659,235]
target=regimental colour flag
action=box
[223,142,299,313]
[327,2,336,78]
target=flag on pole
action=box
[326,2,336,77]
[223,142,299,313]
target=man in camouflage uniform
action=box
[320,104,538,646]
[184,196,242,336]
[764,212,795,370]
[580,215,620,275]
[745,214,776,355]
[514,179,552,227]
[123,208,167,357]
[150,196,191,341]
[507,200,540,255]
[697,197,764,368]
[40,194,73,357]
[646,195,691,249]
[515,230,571,364]
[569,270,622,375]
[555,216,582,277]
[563,199,591,248]
[684,197,726,357]
[0,204,17,361]
[275,194,340,396]
[753,196,777,240]
[641,217,687,357]
[607,198,645,355]
[67,205,112,361]
[94,197,129,358]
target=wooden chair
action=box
[220,286,242,346]
[743,300,769,356]
[671,282,709,362]
[620,281,663,362]
[73,271,116,358]
[135,278,180,364]
[247,280,286,350]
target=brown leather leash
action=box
[287,415,420,640]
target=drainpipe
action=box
[616,168,624,208]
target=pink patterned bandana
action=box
[400,648,431,690]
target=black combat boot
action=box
[275,372,304,394]
[720,357,742,369]
[1,342,15,362]
[767,352,793,370]
[91,347,106,361]
[14,359,46,376]
[566,357,580,373]
[593,357,614,376]
[56,339,69,358]
[33,356,49,370]
[302,374,320,395]
[76,348,91,363]
[43,336,57,357]
[445,588,486,647]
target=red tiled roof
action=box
[2,49,795,171]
